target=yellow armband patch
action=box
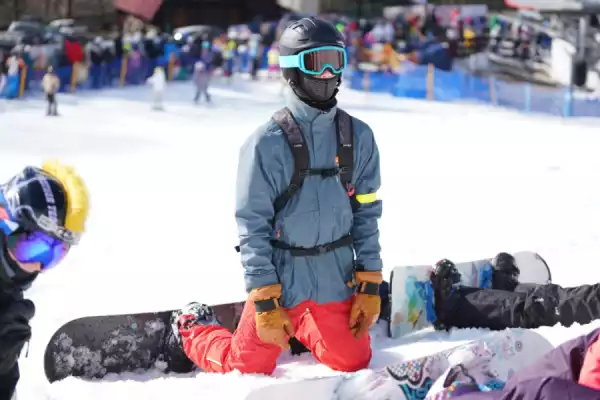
[355,192,377,204]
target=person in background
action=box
[248,33,262,80]
[0,72,6,98]
[87,37,105,89]
[5,52,21,78]
[192,60,212,104]
[222,38,234,81]
[42,66,60,116]
[266,44,280,80]
[403,32,453,72]
[147,66,166,111]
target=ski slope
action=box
[2,77,600,399]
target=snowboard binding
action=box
[170,302,221,342]
[491,252,520,291]
[161,303,222,374]
[430,259,462,331]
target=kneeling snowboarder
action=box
[165,18,384,375]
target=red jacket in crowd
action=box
[64,40,84,64]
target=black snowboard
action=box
[44,302,248,383]
[44,282,390,383]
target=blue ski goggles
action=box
[279,46,347,76]
[0,195,71,271]
[6,231,69,271]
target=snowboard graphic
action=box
[43,283,391,383]
[244,328,553,400]
[388,251,551,339]
[390,329,553,399]
[44,302,245,383]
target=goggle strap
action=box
[279,55,299,69]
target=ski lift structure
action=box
[505,0,600,87]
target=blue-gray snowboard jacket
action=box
[235,92,383,308]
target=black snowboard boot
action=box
[430,259,462,330]
[162,302,221,373]
[491,252,520,291]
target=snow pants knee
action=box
[438,283,600,331]
[179,297,372,375]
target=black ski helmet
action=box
[279,17,346,107]
[0,166,72,286]
[0,166,69,241]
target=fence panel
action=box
[352,64,600,118]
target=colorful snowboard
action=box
[44,302,246,383]
[388,251,551,339]
[244,328,553,400]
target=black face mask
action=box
[298,73,339,103]
[288,71,341,110]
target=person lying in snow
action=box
[0,162,89,399]
[446,326,600,399]
[163,17,384,375]
[431,253,600,331]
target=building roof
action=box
[505,0,600,12]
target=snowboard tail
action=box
[388,251,552,339]
[44,302,244,383]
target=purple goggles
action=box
[6,231,70,270]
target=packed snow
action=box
[2,77,600,399]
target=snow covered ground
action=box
[2,77,600,399]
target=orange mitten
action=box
[349,271,383,339]
[249,284,295,350]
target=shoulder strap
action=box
[335,108,354,196]
[271,107,309,214]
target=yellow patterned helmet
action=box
[0,160,90,270]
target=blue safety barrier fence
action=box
[350,64,600,118]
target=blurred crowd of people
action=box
[0,7,492,105]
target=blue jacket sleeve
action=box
[235,129,281,293]
[352,123,383,272]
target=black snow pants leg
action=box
[46,94,57,116]
[0,363,19,400]
[437,282,600,331]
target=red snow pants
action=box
[180,297,372,375]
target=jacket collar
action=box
[284,88,337,128]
